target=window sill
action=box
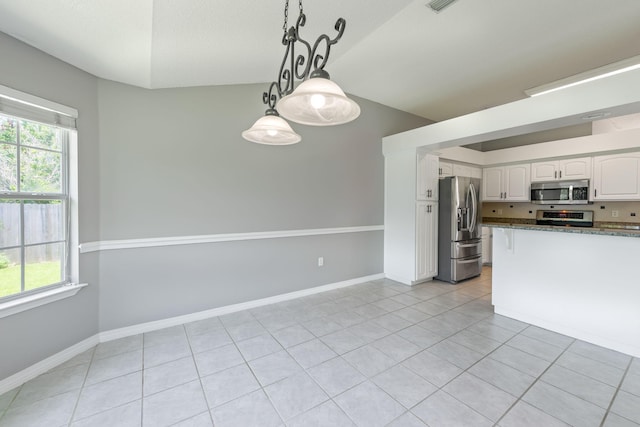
[0,283,88,319]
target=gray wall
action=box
[0,28,430,380]
[0,32,100,380]
[97,80,430,330]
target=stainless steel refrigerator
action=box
[436,176,482,283]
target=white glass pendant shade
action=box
[242,114,301,145]
[277,77,361,126]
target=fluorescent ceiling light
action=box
[525,55,640,97]
[428,0,458,13]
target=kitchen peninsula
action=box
[485,222,640,357]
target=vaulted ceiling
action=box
[1,0,639,124]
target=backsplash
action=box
[482,201,640,224]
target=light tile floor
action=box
[1,267,639,426]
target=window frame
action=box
[0,85,81,316]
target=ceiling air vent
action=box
[428,0,458,12]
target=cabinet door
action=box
[452,163,472,177]
[426,202,438,278]
[415,202,429,280]
[482,167,504,201]
[560,157,591,180]
[505,164,531,201]
[593,154,640,200]
[417,153,439,200]
[531,161,558,182]
[416,202,438,281]
[470,167,482,179]
[439,161,453,178]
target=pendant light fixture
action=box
[242,108,301,145]
[242,0,360,144]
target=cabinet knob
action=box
[559,171,562,178]
[554,171,557,179]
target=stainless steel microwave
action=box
[530,179,590,205]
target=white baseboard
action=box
[100,273,384,342]
[0,273,383,395]
[0,335,99,395]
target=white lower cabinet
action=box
[592,153,640,200]
[481,226,492,265]
[416,201,438,281]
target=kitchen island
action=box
[485,222,640,357]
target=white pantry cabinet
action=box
[418,152,440,200]
[385,149,439,285]
[482,164,530,201]
[531,157,591,182]
[416,201,438,281]
[592,153,640,200]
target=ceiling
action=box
[1,0,640,128]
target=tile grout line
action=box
[140,329,146,427]
[65,346,97,426]
[184,323,218,427]
[489,334,577,427]
[393,292,504,425]
[230,318,289,425]
[598,356,634,427]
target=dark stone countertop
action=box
[482,219,640,238]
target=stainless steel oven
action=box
[530,179,590,205]
[535,210,594,227]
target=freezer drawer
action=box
[451,239,482,259]
[450,256,482,283]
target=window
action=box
[0,86,78,308]
[0,114,70,300]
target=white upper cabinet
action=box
[482,167,504,201]
[561,157,592,180]
[439,161,481,179]
[438,161,453,178]
[505,164,531,200]
[417,153,439,200]
[469,166,483,179]
[483,164,530,201]
[592,153,640,200]
[531,157,591,182]
[530,161,557,181]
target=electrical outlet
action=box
[318,257,324,267]
[612,210,619,218]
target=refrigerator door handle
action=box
[468,183,478,234]
[457,242,481,248]
[457,257,482,264]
